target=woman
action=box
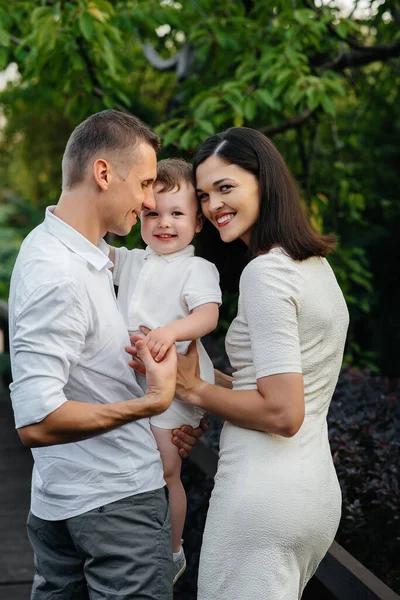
[173,127,349,599]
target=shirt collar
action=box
[44,206,113,271]
[144,244,195,263]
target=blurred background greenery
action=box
[0,0,399,374]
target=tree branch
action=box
[304,0,400,55]
[318,39,400,71]
[259,109,314,136]
[135,30,195,82]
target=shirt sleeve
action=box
[9,279,89,428]
[112,246,130,285]
[183,258,222,312]
[241,252,302,379]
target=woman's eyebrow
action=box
[196,177,233,192]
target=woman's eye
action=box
[220,185,232,192]
[145,212,158,217]
[172,211,184,216]
[197,193,208,202]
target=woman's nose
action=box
[208,194,224,214]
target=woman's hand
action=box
[214,369,234,389]
[175,341,206,406]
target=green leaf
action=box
[214,30,229,49]
[115,89,131,106]
[254,88,275,109]
[225,95,243,115]
[103,38,117,76]
[197,119,215,135]
[162,127,179,147]
[31,6,53,24]
[0,26,9,45]
[335,22,348,39]
[79,12,95,41]
[306,87,319,111]
[321,93,336,116]
[244,96,256,121]
[325,79,346,96]
[180,128,193,150]
[234,113,244,127]
[194,96,220,119]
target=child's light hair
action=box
[156,158,195,193]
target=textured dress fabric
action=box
[198,248,349,600]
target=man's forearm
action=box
[18,392,171,448]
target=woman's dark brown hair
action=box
[193,127,336,262]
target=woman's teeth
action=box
[216,214,235,225]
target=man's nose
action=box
[142,189,156,212]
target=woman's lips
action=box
[216,213,235,228]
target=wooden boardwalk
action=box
[2,384,394,600]
[0,388,33,599]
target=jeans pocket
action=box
[154,487,171,530]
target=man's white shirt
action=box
[8,207,165,521]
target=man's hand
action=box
[125,337,177,414]
[126,333,146,376]
[172,417,209,458]
[143,325,176,362]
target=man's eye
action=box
[172,211,184,216]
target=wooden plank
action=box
[315,541,400,600]
[0,391,34,587]
[0,583,33,600]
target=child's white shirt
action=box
[112,244,222,427]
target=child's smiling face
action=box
[140,181,203,255]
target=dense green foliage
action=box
[0,0,399,372]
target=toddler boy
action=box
[109,158,221,584]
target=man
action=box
[9,110,201,600]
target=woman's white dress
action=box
[198,248,349,600]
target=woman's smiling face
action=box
[195,155,260,245]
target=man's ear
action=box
[93,158,111,190]
[195,211,205,233]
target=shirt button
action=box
[97,506,104,513]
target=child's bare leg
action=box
[151,425,186,553]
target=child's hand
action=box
[144,326,177,362]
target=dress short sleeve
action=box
[241,250,302,379]
[183,258,222,312]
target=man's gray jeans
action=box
[27,487,173,599]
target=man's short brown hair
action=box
[155,158,195,193]
[62,109,159,189]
